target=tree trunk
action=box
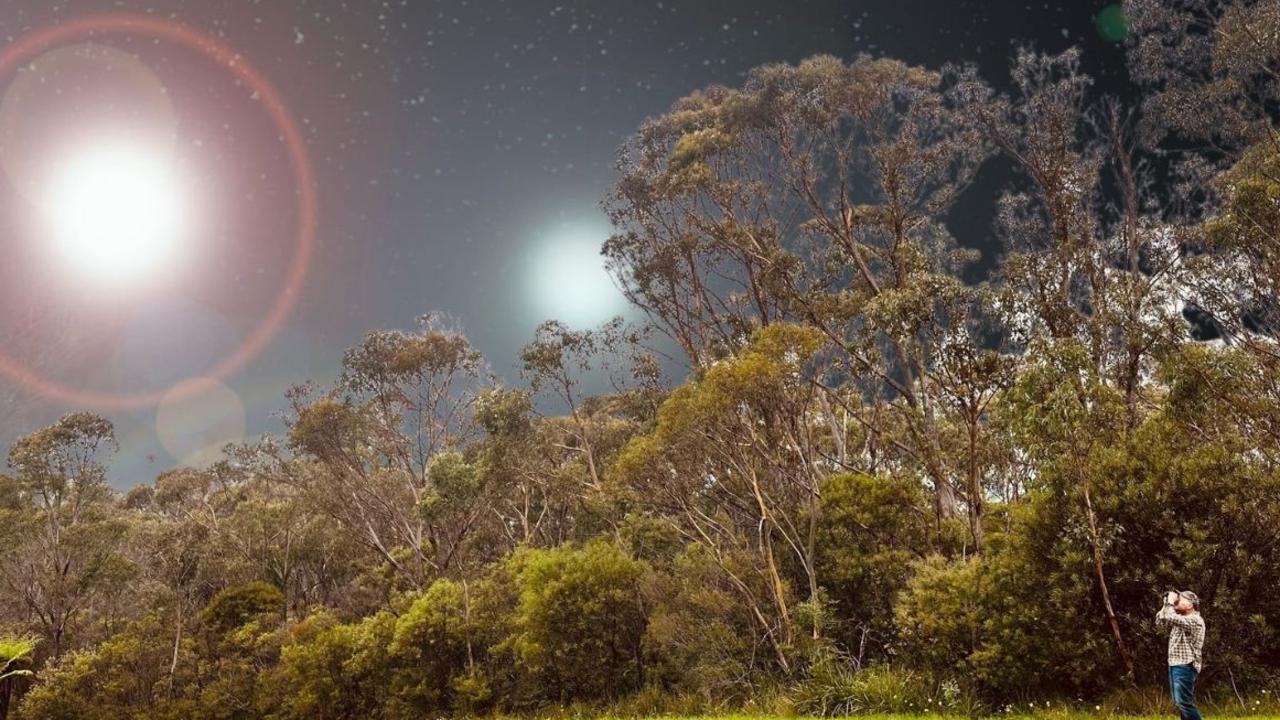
[807,502,822,641]
[967,414,984,553]
[934,471,959,524]
[462,579,475,671]
[749,470,792,645]
[0,677,11,720]
[1083,481,1137,684]
[169,602,183,695]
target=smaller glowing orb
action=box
[1096,4,1128,43]
[156,378,246,467]
[529,222,628,328]
[39,142,188,282]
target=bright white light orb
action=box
[39,143,187,282]
[529,221,628,328]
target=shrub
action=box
[17,616,191,720]
[497,540,649,705]
[639,543,767,702]
[387,579,476,715]
[814,472,934,663]
[792,660,941,716]
[200,581,286,635]
[266,610,395,720]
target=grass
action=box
[574,715,1280,719]
[525,699,1280,719]
[514,681,1280,719]
[628,707,1280,718]
[517,709,1280,720]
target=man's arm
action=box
[1156,602,1199,629]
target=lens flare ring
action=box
[0,12,317,410]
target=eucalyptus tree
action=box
[613,323,831,669]
[1122,0,1280,459]
[948,45,1202,682]
[515,318,661,544]
[0,414,129,658]
[285,315,494,588]
[606,54,1006,539]
[519,320,611,492]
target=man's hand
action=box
[1166,591,1180,605]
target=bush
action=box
[387,579,477,715]
[267,610,395,720]
[792,660,968,717]
[893,537,1115,704]
[814,472,934,663]
[17,615,193,720]
[200,581,286,635]
[496,540,649,705]
[639,543,768,702]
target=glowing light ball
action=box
[528,220,628,328]
[1096,4,1128,43]
[40,142,189,282]
[0,42,176,203]
[0,12,317,411]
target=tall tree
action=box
[614,323,830,668]
[286,316,492,588]
[0,414,128,658]
[606,54,1002,533]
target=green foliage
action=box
[498,541,650,704]
[0,637,36,682]
[420,452,482,522]
[5,413,116,494]
[286,399,363,462]
[15,615,190,720]
[641,544,767,701]
[473,387,534,437]
[894,540,1105,702]
[386,579,477,714]
[201,581,286,635]
[996,340,1127,475]
[793,660,964,716]
[617,513,682,567]
[1208,146,1280,248]
[891,348,1280,701]
[814,473,933,661]
[268,610,395,720]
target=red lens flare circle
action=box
[0,13,316,411]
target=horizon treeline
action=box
[3,1,1280,717]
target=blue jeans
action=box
[1168,663,1203,720]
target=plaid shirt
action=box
[1156,602,1205,672]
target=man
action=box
[1156,589,1206,720]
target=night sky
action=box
[0,0,1132,487]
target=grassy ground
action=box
[504,701,1280,719]
[529,704,1280,719]
[573,712,1280,717]
[538,707,1280,719]
[521,687,1280,719]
